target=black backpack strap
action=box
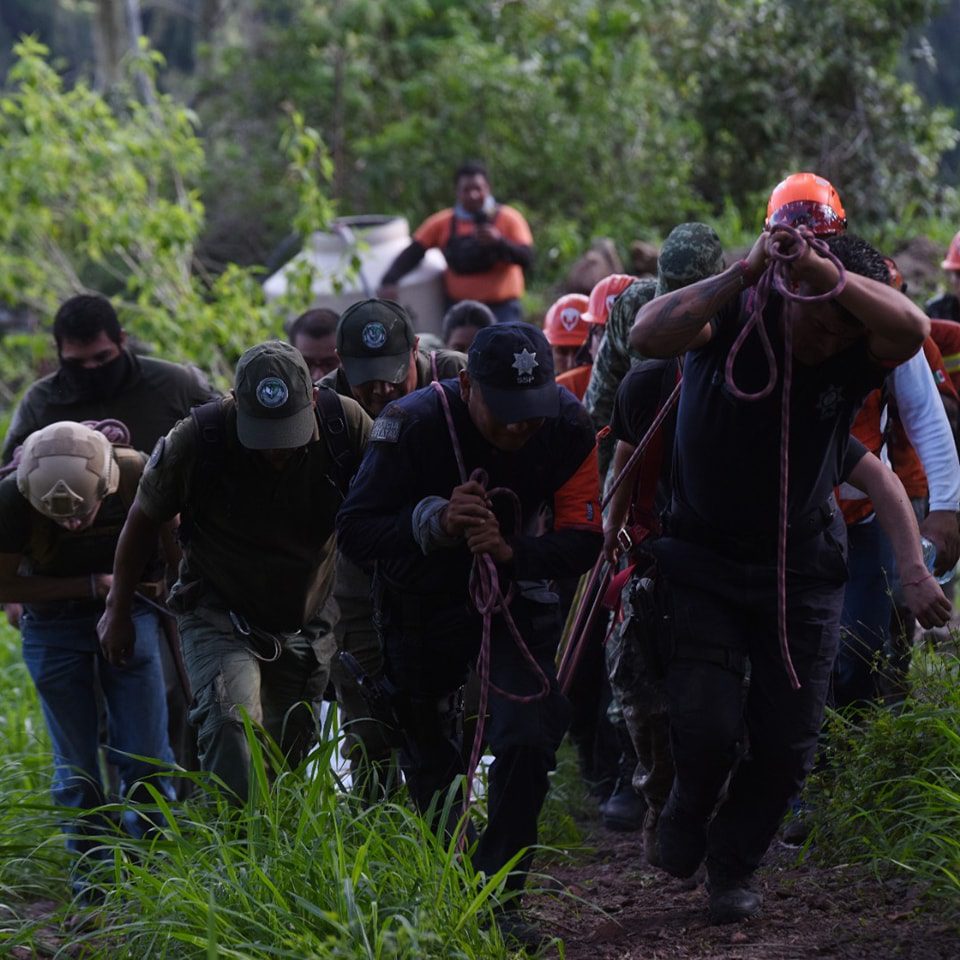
[180,400,228,544]
[315,385,356,497]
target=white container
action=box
[263,215,448,334]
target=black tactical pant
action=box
[652,522,846,880]
[382,591,571,894]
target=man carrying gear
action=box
[629,172,938,924]
[337,323,601,950]
[98,341,370,802]
[377,162,534,324]
[320,299,467,795]
[0,422,176,898]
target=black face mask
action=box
[60,350,130,401]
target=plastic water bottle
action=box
[920,536,956,586]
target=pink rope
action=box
[430,381,551,825]
[724,225,846,690]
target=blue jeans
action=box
[21,606,176,859]
[834,520,896,708]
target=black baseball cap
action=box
[467,322,559,423]
[234,341,316,450]
[336,299,416,385]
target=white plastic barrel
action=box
[263,216,448,334]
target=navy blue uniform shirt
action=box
[337,379,602,597]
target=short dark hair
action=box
[454,161,488,184]
[288,307,339,342]
[442,300,496,344]
[825,234,889,285]
[53,295,122,351]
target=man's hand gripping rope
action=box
[431,382,551,826]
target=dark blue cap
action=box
[467,322,559,423]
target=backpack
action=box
[179,386,356,544]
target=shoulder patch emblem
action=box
[370,417,402,443]
[148,437,165,468]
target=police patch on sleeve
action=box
[370,417,401,443]
[148,437,165,468]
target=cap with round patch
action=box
[234,340,315,450]
[336,298,416,385]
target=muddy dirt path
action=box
[533,822,959,959]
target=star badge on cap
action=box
[513,348,539,384]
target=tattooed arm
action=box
[629,233,769,358]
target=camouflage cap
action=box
[16,421,118,520]
[655,222,724,297]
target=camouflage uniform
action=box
[593,225,725,827]
[584,223,725,480]
[584,280,657,479]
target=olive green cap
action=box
[234,341,315,450]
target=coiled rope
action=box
[724,224,846,689]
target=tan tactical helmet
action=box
[16,422,119,520]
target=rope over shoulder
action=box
[725,224,847,691]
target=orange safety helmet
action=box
[765,172,847,237]
[582,274,639,326]
[942,231,960,271]
[543,293,591,347]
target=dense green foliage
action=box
[194,0,959,273]
[807,650,960,900]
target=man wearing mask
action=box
[3,295,216,462]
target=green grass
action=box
[806,647,960,902]
[0,622,590,957]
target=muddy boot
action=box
[707,867,763,924]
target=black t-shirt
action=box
[671,290,886,538]
[610,359,680,516]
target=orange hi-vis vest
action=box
[838,338,958,525]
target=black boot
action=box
[600,730,647,831]
[707,866,763,924]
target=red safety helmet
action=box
[543,294,590,347]
[765,172,847,237]
[942,231,960,271]
[582,274,638,326]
